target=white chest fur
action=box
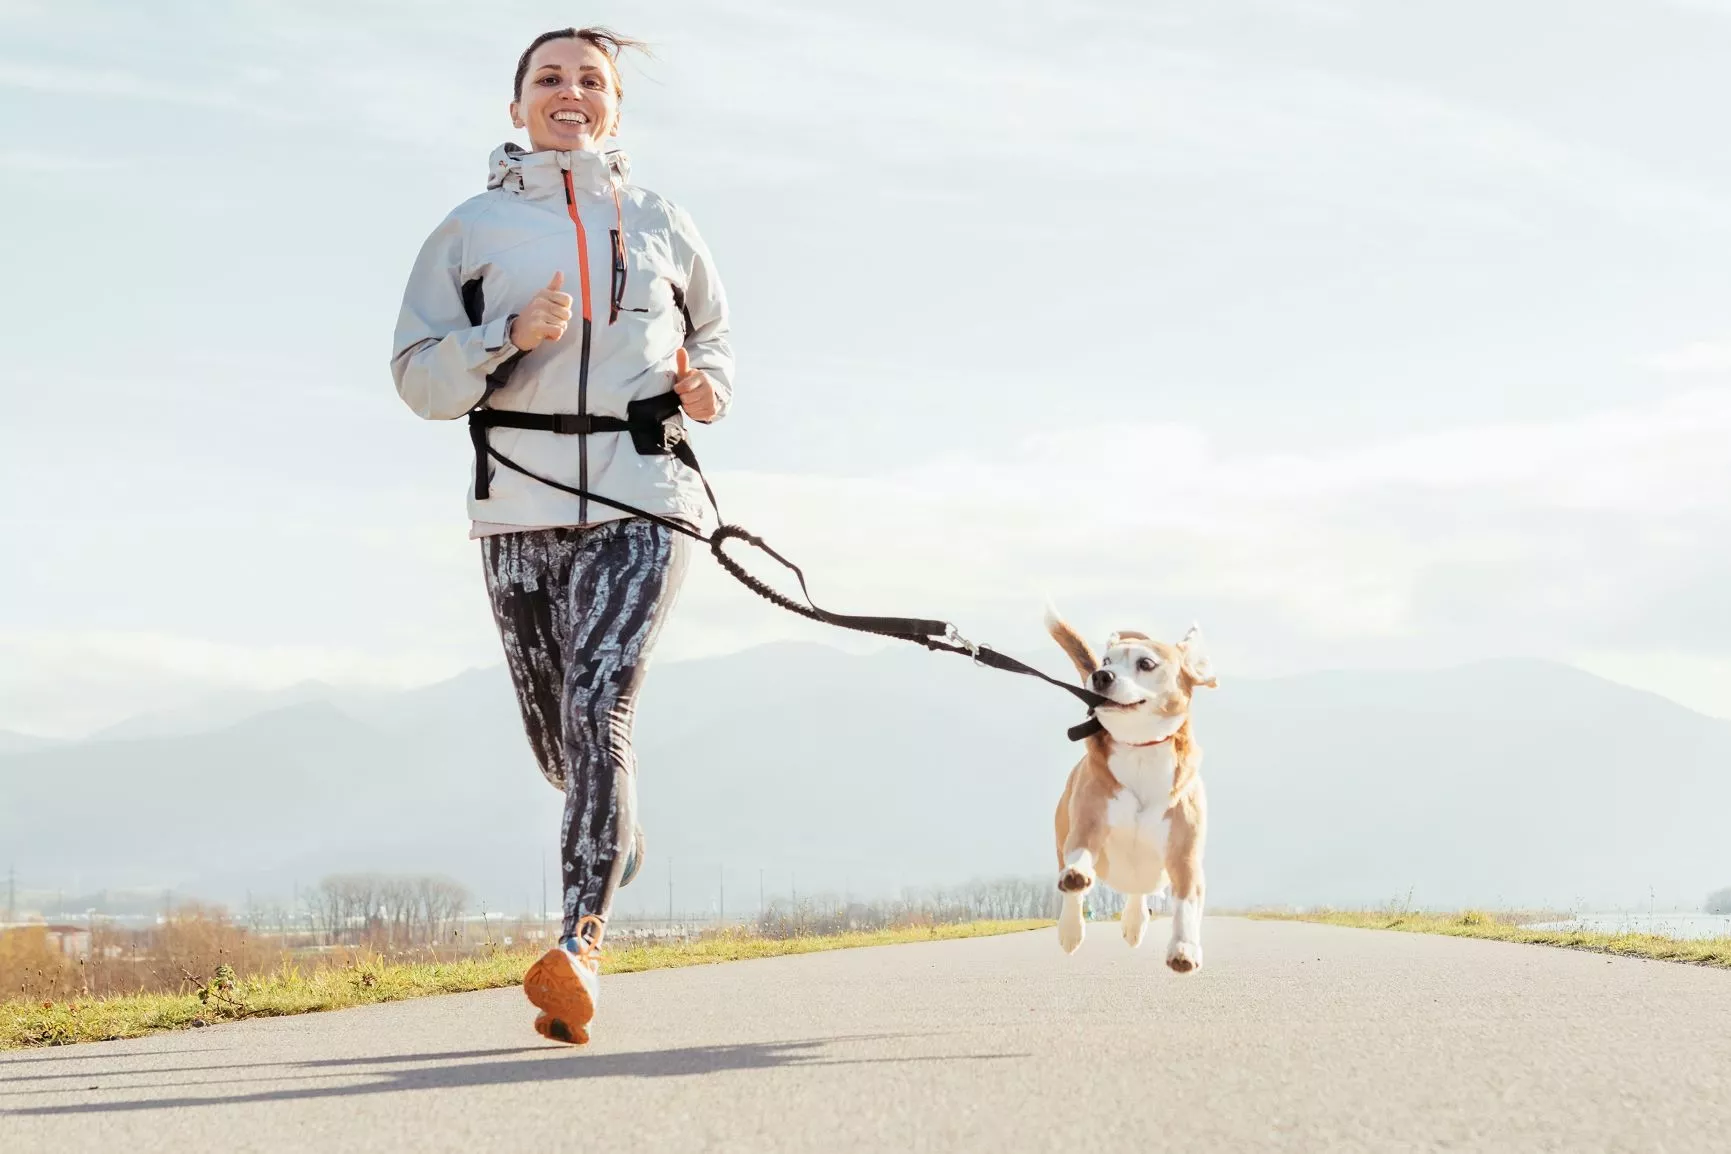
[1099,742,1177,895]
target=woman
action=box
[390,26,733,1045]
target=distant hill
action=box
[0,730,61,756]
[2,644,1726,915]
[90,681,406,742]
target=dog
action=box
[1047,610,1217,972]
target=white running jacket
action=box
[391,143,733,533]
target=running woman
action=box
[390,26,733,1044]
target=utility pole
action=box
[759,868,764,915]
[667,861,674,928]
[718,865,725,927]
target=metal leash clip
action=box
[945,624,984,664]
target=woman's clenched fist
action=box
[508,271,574,352]
[672,347,718,421]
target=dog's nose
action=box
[1091,668,1115,692]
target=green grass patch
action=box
[1248,908,1731,968]
[1,919,1049,1051]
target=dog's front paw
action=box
[1166,939,1203,974]
[1057,867,1094,894]
[1122,910,1148,948]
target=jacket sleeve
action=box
[669,203,735,424]
[390,209,521,421]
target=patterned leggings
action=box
[481,518,691,944]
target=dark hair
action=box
[512,26,649,103]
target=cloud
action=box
[1664,0,1731,16]
[7,382,1728,735]
[0,150,120,173]
[5,0,1731,735]
[1644,339,1731,374]
[693,386,1731,669]
[0,61,225,106]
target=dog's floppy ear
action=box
[1044,603,1098,682]
[1177,623,1217,689]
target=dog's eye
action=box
[1137,657,1158,672]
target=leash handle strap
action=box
[710,526,951,639]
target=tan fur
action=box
[1167,722,1201,808]
[1047,612,1215,972]
[1046,615,1098,682]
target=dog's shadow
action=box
[7,1033,1025,1116]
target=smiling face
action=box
[510,37,622,153]
[1087,627,1216,744]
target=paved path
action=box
[4,918,1730,1153]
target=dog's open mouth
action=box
[1096,698,1148,711]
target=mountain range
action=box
[3,642,1727,916]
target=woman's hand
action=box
[672,347,718,421]
[508,271,573,352]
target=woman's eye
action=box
[583,77,601,88]
[539,75,559,85]
[1137,657,1158,672]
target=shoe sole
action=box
[523,948,595,1045]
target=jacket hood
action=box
[487,141,632,192]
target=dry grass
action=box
[2,919,1048,1050]
[1248,907,1731,968]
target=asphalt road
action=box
[4,918,1729,1153]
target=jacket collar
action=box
[487,142,631,200]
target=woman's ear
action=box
[509,100,525,130]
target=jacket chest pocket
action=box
[609,229,687,329]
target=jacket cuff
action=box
[481,314,517,357]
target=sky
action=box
[2,0,1729,737]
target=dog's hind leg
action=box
[1058,890,1086,955]
[1153,873,1171,912]
[1121,893,1149,948]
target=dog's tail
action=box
[1044,603,1098,682]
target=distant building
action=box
[41,925,91,958]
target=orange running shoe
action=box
[524,914,603,1044]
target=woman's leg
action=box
[558,518,690,945]
[481,528,583,791]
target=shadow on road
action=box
[0,1047,553,1087]
[6,1035,1028,1116]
